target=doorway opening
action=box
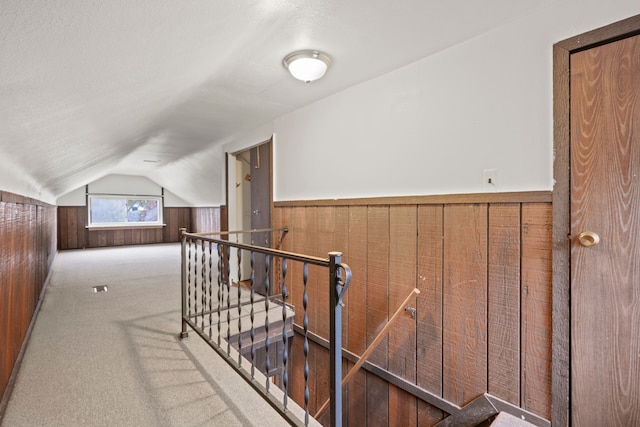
[228,138,273,295]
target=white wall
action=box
[271,0,640,201]
[0,155,55,203]
[3,3,639,206]
[163,189,190,207]
[56,186,85,206]
[89,174,162,195]
[56,174,190,207]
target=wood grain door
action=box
[570,34,640,426]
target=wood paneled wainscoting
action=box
[272,192,552,426]
[57,206,221,250]
[0,191,57,417]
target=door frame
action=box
[225,137,274,237]
[552,14,640,426]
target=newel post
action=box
[328,251,344,427]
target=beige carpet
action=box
[1,244,295,427]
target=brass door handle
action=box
[578,231,600,247]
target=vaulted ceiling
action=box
[1,1,544,205]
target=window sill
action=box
[86,224,166,231]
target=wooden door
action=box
[250,141,272,295]
[570,34,640,426]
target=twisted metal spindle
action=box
[303,262,310,425]
[208,241,213,339]
[225,244,231,356]
[217,243,223,346]
[201,239,206,331]
[250,251,256,379]
[187,239,192,319]
[237,247,243,366]
[264,254,271,394]
[193,240,199,326]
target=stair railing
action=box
[179,227,351,427]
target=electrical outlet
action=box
[483,169,499,190]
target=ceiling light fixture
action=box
[283,50,332,83]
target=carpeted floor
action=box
[1,244,295,427]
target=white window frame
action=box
[87,194,164,228]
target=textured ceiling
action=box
[0,1,543,204]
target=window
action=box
[88,195,163,227]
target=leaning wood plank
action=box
[315,288,421,418]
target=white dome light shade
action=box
[283,50,332,83]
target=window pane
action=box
[126,199,158,223]
[90,198,127,223]
[89,196,162,226]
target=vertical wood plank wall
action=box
[0,191,57,411]
[57,206,221,250]
[273,193,553,426]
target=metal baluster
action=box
[208,241,213,339]
[194,240,198,327]
[250,251,256,379]
[180,229,188,338]
[226,244,231,356]
[237,247,243,366]
[264,254,271,394]
[281,258,289,410]
[187,238,192,321]
[217,243,223,347]
[329,252,344,427]
[201,239,206,331]
[303,262,309,426]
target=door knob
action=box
[577,231,600,247]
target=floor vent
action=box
[92,285,108,293]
